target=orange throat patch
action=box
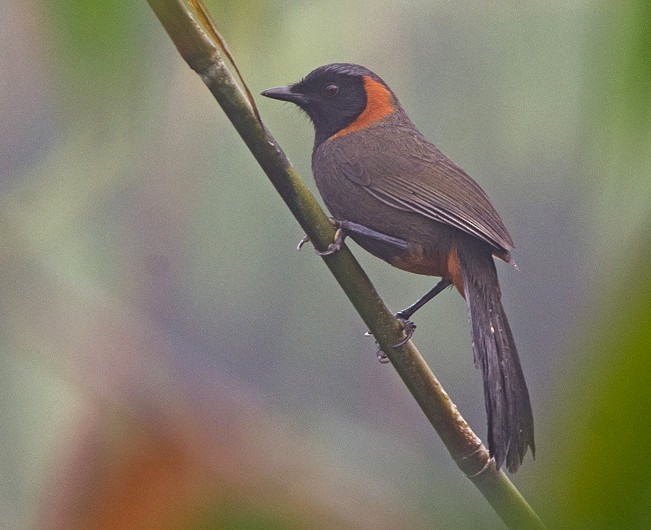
[329,76,396,140]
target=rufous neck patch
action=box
[329,76,395,140]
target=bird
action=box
[261,63,534,472]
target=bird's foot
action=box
[296,234,310,251]
[315,227,346,256]
[393,314,416,347]
[375,345,391,364]
[364,330,391,364]
[296,219,347,256]
[363,314,416,364]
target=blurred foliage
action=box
[583,1,651,263]
[0,1,650,528]
[541,1,651,527]
[545,233,651,527]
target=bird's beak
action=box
[260,85,308,105]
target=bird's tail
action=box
[456,245,535,473]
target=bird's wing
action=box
[331,134,514,252]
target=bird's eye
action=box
[324,84,339,97]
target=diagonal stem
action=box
[145,1,545,527]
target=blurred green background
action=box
[1,1,650,528]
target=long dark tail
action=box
[457,245,535,473]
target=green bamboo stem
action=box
[145,1,545,527]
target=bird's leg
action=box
[298,219,431,353]
[368,277,451,352]
[336,220,409,250]
[392,278,452,347]
[297,219,409,255]
[396,278,452,321]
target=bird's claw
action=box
[296,234,310,251]
[315,228,345,256]
[364,315,416,363]
[376,345,390,364]
[365,331,391,364]
[297,224,347,256]
[392,317,416,348]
